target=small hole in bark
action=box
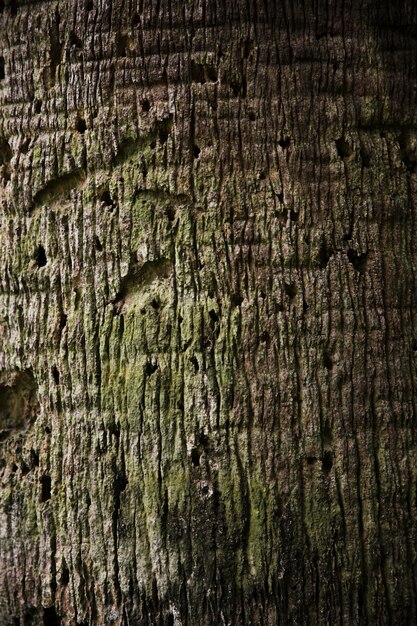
[95,236,103,251]
[61,564,70,585]
[157,116,173,145]
[191,60,205,83]
[284,282,297,300]
[117,474,128,492]
[35,245,47,267]
[347,249,368,274]
[59,313,67,330]
[11,462,18,472]
[191,447,201,466]
[323,353,333,369]
[318,244,332,268]
[34,99,42,113]
[167,614,174,626]
[335,137,353,158]
[361,148,371,168]
[231,77,246,97]
[151,298,160,310]
[248,110,256,121]
[41,475,52,502]
[260,330,270,344]
[30,449,39,467]
[52,366,60,385]
[43,606,60,626]
[0,136,12,166]
[132,13,140,27]
[190,356,199,373]
[322,451,333,473]
[99,188,115,209]
[277,192,284,203]
[141,98,150,112]
[45,426,51,434]
[209,309,219,323]
[21,461,30,475]
[0,57,5,81]
[86,0,93,9]
[278,137,291,149]
[69,32,82,48]
[307,456,316,465]
[145,361,158,376]
[76,118,86,134]
[166,206,176,221]
[193,144,201,159]
[231,293,244,307]
[9,0,17,15]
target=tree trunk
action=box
[1,1,417,624]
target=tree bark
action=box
[1,1,417,624]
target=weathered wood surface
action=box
[1,1,417,624]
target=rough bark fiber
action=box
[1,1,417,624]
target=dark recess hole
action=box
[41,475,52,502]
[43,606,60,626]
[13,618,19,626]
[360,148,371,168]
[248,110,256,121]
[209,309,219,323]
[11,462,18,472]
[86,0,93,10]
[191,447,201,466]
[145,361,158,376]
[347,249,368,274]
[34,99,42,113]
[260,330,270,344]
[9,0,17,15]
[193,144,201,159]
[231,293,244,307]
[141,98,150,112]
[323,353,333,369]
[322,451,333,473]
[52,366,60,385]
[190,61,205,83]
[0,136,12,166]
[76,118,86,134]
[190,356,199,373]
[167,613,174,626]
[284,282,297,300]
[151,298,160,310]
[166,206,176,221]
[307,456,316,465]
[132,13,140,27]
[21,461,30,475]
[59,313,67,330]
[117,474,128,492]
[231,77,247,97]
[157,115,173,145]
[35,245,47,267]
[95,236,103,252]
[69,32,82,48]
[277,192,284,203]
[30,449,39,467]
[61,565,70,585]
[278,137,291,149]
[45,426,51,434]
[0,2,4,14]
[0,56,4,81]
[335,137,353,158]
[99,188,115,209]
[318,244,332,268]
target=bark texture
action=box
[1,1,417,624]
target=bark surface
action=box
[0,1,417,624]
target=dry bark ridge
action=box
[0,0,417,624]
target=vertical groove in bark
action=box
[0,1,417,624]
